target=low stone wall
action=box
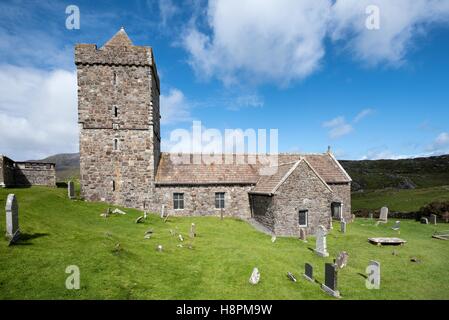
[352,209,448,221]
[13,162,56,187]
[0,155,15,187]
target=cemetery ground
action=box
[1,186,449,300]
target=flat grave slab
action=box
[368,237,407,246]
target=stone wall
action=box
[257,161,334,236]
[329,183,352,222]
[76,37,160,210]
[14,162,56,187]
[153,184,253,219]
[251,194,276,230]
[0,155,15,187]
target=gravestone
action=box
[366,260,381,289]
[392,221,400,231]
[430,214,437,225]
[160,205,165,218]
[335,251,349,269]
[340,221,347,233]
[143,211,148,219]
[322,263,340,298]
[249,267,260,285]
[421,217,429,224]
[379,207,389,222]
[303,263,313,282]
[271,236,276,243]
[369,212,373,219]
[190,223,196,238]
[299,228,307,242]
[135,216,144,224]
[314,225,329,257]
[287,272,297,282]
[156,244,163,252]
[5,194,20,241]
[178,234,184,242]
[68,181,75,199]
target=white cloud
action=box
[360,150,411,160]
[158,0,179,26]
[0,65,78,160]
[228,94,264,111]
[322,116,353,139]
[330,0,449,66]
[354,108,374,123]
[182,0,330,85]
[426,132,449,154]
[182,0,449,85]
[160,88,192,125]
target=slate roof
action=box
[103,27,133,47]
[155,152,351,186]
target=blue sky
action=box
[1,0,449,160]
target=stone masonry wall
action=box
[251,194,276,230]
[153,184,253,219]
[0,155,15,187]
[14,162,56,187]
[76,38,160,210]
[329,183,352,222]
[272,161,333,236]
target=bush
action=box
[419,201,449,219]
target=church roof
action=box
[155,152,351,186]
[103,27,133,47]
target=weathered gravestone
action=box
[5,194,20,242]
[287,272,297,282]
[369,212,374,219]
[430,214,437,225]
[366,260,381,289]
[335,251,349,269]
[249,267,260,285]
[190,223,196,238]
[322,263,340,298]
[271,235,276,243]
[392,221,400,231]
[421,217,429,224]
[303,263,313,282]
[379,207,389,222]
[160,205,165,219]
[340,221,346,233]
[314,225,329,257]
[68,181,75,199]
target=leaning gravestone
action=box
[379,207,389,222]
[314,225,329,257]
[68,181,75,199]
[335,251,349,269]
[249,267,260,285]
[340,221,347,233]
[430,214,437,225]
[287,272,297,282]
[421,217,429,224]
[303,263,313,282]
[322,263,340,298]
[5,194,20,242]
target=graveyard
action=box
[1,185,449,300]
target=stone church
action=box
[75,28,352,236]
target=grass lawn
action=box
[1,186,449,300]
[352,186,449,212]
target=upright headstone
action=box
[392,220,400,231]
[369,212,373,219]
[314,225,329,257]
[303,263,313,282]
[379,207,389,222]
[366,260,381,289]
[271,235,276,243]
[68,181,75,199]
[249,267,260,285]
[5,194,20,241]
[160,205,165,218]
[430,214,437,225]
[322,263,340,298]
[190,223,196,238]
[340,221,347,233]
[335,251,349,269]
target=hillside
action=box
[35,153,449,192]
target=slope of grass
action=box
[352,186,449,212]
[1,186,449,300]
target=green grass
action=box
[1,186,449,300]
[353,186,449,212]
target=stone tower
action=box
[75,28,161,209]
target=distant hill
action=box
[35,152,449,191]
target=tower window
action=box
[113,106,118,117]
[114,138,119,151]
[112,180,116,191]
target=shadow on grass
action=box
[16,233,50,244]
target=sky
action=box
[1,0,449,160]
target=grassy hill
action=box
[1,186,449,299]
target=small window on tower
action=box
[114,138,118,151]
[113,71,117,85]
[114,106,118,117]
[112,180,116,191]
